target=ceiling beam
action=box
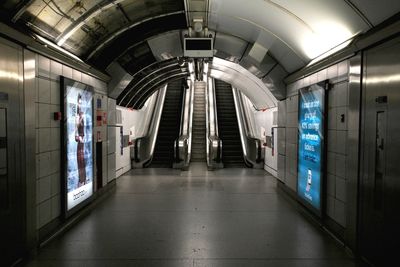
[55,0,127,46]
[12,0,35,22]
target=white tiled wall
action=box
[279,60,350,228]
[35,54,108,229]
[326,80,349,227]
[283,94,298,191]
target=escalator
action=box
[149,79,184,167]
[191,81,207,162]
[214,80,245,167]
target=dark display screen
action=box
[297,83,326,212]
[62,77,94,213]
[185,39,212,50]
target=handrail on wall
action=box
[173,79,193,170]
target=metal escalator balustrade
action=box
[174,79,194,170]
[214,79,245,167]
[191,81,207,162]
[232,88,265,168]
[148,79,184,167]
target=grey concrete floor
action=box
[23,163,358,267]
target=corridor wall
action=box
[278,59,352,239]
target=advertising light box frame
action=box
[297,81,328,217]
[61,76,94,218]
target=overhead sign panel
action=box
[184,38,214,58]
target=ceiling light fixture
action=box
[34,34,83,62]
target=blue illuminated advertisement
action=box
[62,77,94,213]
[297,84,325,212]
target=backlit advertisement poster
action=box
[297,83,326,213]
[62,77,94,213]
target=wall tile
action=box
[50,127,60,151]
[50,150,60,174]
[278,155,286,182]
[317,69,327,82]
[286,127,297,145]
[303,75,310,87]
[35,80,39,103]
[289,157,297,176]
[38,78,51,104]
[50,80,60,105]
[327,152,336,175]
[309,73,318,85]
[38,152,51,178]
[38,175,51,203]
[277,128,286,155]
[38,55,50,78]
[38,103,51,128]
[327,130,337,153]
[39,128,51,153]
[36,206,40,229]
[278,101,287,127]
[51,195,61,220]
[62,65,72,78]
[287,83,295,94]
[336,82,349,107]
[335,154,346,178]
[334,199,346,227]
[82,73,91,85]
[286,113,298,128]
[36,180,40,205]
[292,95,298,112]
[294,79,304,91]
[35,103,39,128]
[338,60,349,77]
[36,156,40,179]
[36,129,39,154]
[335,176,346,202]
[50,105,61,128]
[336,131,347,155]
[38,199,52,228]
[327,195,335,218]
[72,69,81,81]
[51,173,61,196]
[327,174,336,197]
[327,64,338,79]
[328,87,337,108]
[286,173,297,192]
[286,143,297,159]
[50,60,62,80]
[285,157,290,178]
[336,107,348,131]
[328,108,337,130]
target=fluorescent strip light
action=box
[306,39,352,67]
[35,34,83,62]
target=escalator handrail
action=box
[132,85,167,166]
[206,78,223,166]
[232,87,265,167]
[174,79,192,166]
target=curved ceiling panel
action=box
[348,0,400,26]
[88,13,186,70]
[209,0,370,60]
[3,0,185,57]
[210,57,277,109]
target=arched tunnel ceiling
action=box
[1,0,400,107]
